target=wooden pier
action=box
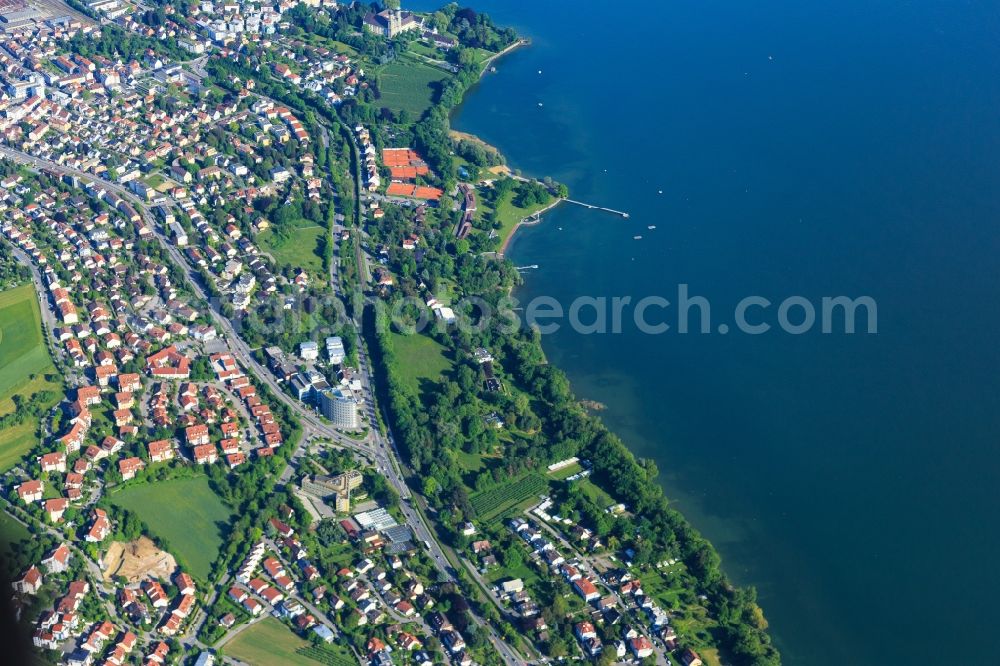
[563,199,630,218]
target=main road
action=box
[0,145,373,453]
[0,144,527,665]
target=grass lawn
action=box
[298,36,357,57]
[0,422,38,471]
[485,557,540,590]
[548,461,583,480]
[0,372,60,416]
[455,450,487,473]
[494,190,557,250]
[471,47,496,66]
[697,647,723,666]
[406,40,443,60]
[0,510,31,552]
[0,285,60,471]
[258,222,327,277]
[576,478,616,508]
[226,617,327,666]
[640,567,689,610]
[0,511,33,582]
[378,56,450,118]
[389,331,451,395]
[0,285,53,398]
[108,476,233,579]
[319,539,357,572]
[329,40,358,57]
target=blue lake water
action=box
[412,1,1000,663]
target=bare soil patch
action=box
[102,536,177,583]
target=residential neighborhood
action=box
[0,1,774,666]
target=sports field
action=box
[108,476,233,579]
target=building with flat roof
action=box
[355,507,398,532]
[299,340,319,361]
[325,336,345,365]
[318,387,360,430]
[307,470,363,513]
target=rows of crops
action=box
[470,473,549,520]
[296,646,356,666]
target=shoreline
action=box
[444,25,778,665]
[450,36,566,258]
[448,129,502,155]
[498,196,564,255]
[478,38,529,79]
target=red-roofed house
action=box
[146,641,169,664]
[94,365,117,386]
[260,587,284,606]
[680,648,703,666]
[269,518,294,538]
[44,498,69,522]
[77,385,101,405]
[147,439,174,463]
[159,611,182,635]
[118,457,144,481]
[573,577,600,602]
[59,421,88,453]
[241,596,262,616]
[142,580,169,608]
[42,543,71,573]
[13,566,43,595]
[175,572,195,596]
[185,424,209,447]
[113,409,133,427]
[86,508,111,542]
[263,557,284,578]
[192,444,217,465]
[40,452,67,473]
[630,636,654,659]
[117,373,142,392]
[145,345,191,378]
[17,480,44,503]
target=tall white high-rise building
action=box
[318,387,360,429]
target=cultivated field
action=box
[108,476,233,579]
[378,57,450,118]
[470,473,548,522]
